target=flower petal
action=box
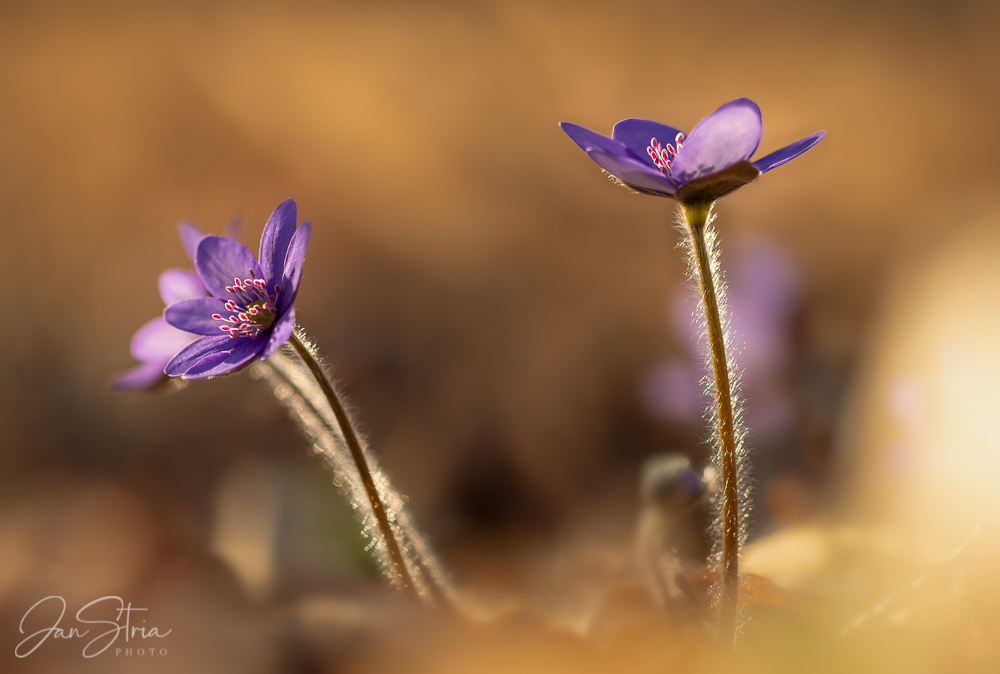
[584,150,677,195]
[110,362,168,391]
[195,236,263,299]
[278,222,310,312]
[164,335,232,376]
[612,118,686,169]
[259,199,297,284]
[164,297,231,336]
[158,268,206,305]
[261,307,295,359]
[130,316,198,363]
[178,221,205,263]
[752,130,826,173]
[671,98,763,185]
[181,336,265,379]
[560,122,637,159]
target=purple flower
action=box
[560,98,824,204]
[111,221,222,390]
[163,199,310,379]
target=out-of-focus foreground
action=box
[3,0,1000,671]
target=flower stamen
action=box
[215,270,280,338]
[646,132,686,180]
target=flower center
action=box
[646,132,686,180]
[211,272,280,339]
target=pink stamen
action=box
[211,270,280,339]
[647,132,685,180]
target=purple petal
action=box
[195,236,263,299]
[259,199,297,284]
[612,118,686,170]
[110,362,168,391]
[752,130,826,173]
[182,336,265,379]
[261,307,295,359]
[278,222,310,312]
[178,221,206,263]
[671,98,763,185]
[158,268,206,305]
[130,316,199,363]
[164,335,232,376]
[164,297,231,336]
[584,150,677,195]
[560,122,639,160]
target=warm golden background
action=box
[3,0,1000,671]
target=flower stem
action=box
[681,202,739,644]
[288,330,417,597]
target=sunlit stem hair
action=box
[679,201,746,645]
[251,328,458,609]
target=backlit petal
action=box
[158,268,206,305]
[752,130,826,173]
[195,236,263,299]
[130,316,198,362]
[259,199,297,284]
[181,337,265,379]
[164,297,231,336]
[110,362,168,391]
[164,335,233,376]
[585,150,677,195]
[560,122,636,159]
[671,98,762,185]
[283,222,310,288]
[261,307,295,359]
[612,118,686,170]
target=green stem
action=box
[288,330,417,597]
[681,202,739,644]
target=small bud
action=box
[641,454,708,515]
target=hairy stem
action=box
[288,331,417,597]
[681,201,739,644]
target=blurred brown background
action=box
[3,0,1000,671]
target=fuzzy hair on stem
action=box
[677,202,750,646]
[250,333,458,609]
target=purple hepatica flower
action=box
[560,98,824,204]
[163,198,310,379]
[111,221,224,390]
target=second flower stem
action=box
[289,331,417,597]
[682,202,739,644]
